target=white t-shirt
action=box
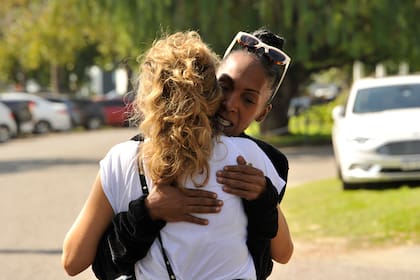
[100,136,285,280]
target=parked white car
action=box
[0,92,72,134]
[332,75,420,189]
[0,101,18,142]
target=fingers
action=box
[217,174,258,190]
[185,204,222,214]
[182,188,218,199]
[222,186,259,200]
[216,169,265,191]
[183,215,209,226]
[217,172,261,200]
[216,159,267,200]
[236,155,247,165]
[222,163,264,176]
[186,196,223,207]
[182,188,223,208]
[182,200,223,225]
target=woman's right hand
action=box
[146,182,223,225]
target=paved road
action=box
[280,145,337,188]
[0,129,418,279]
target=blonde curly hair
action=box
[134,31,223,188]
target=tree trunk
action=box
[50,63,59,93]
[260,72,301,135]
[50,63,69,93]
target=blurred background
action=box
[1,1,420,279]
[1,0,419,138]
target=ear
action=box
[255,104,272,122]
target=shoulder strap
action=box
[138,166,176,280]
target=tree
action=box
[0,0,104,92]
[1,0,419,129]
[255,0,420,133]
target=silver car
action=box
[332,75,420,189]
[0,92,72,134]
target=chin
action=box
[223,128,238,137]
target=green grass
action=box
[263,133,332,147]
[247,96,345,147]
[282,178,420,249]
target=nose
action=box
[222,90,239,113]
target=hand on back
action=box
[145,181,223,225]
[216,155,267,200]
[145,154,267,226]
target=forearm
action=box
[63,219,101,276]
[271,207,293,264]
[243,177,279,238]
[243,178,279,280]
[62,173,114,276]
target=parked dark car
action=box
[71,98,105,130]
[0,99,34,134]
[96,97,135,127]
[0,101,17,142]
[45,96,82,128]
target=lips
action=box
[216,115,232,127]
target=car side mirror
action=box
[332,105,345,120]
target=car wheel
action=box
[34,121,51,134]
[85,117,102,130]
[0,125,11,143]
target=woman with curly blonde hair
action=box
[135,31,222,188]
[62,31,285,280]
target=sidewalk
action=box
[269,241,420,279]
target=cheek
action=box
[238,107,258,128]
[241,102,260,117]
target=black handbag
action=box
[92,215,136,280]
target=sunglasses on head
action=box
[223,31,291,103]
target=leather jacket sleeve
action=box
[243,177,279,280]
[92,195,165,279]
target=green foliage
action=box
[264,132,332,147]
[283,179,420,247]
[246,92,348,147]
[1,0,420,99]
[245,121,261,137]
[288,103,334,136]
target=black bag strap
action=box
[139,165,177,280]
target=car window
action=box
[353,84,420,113]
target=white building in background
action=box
[87,66,129,97]
[87,66,103,95]
[115,68,129,95]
